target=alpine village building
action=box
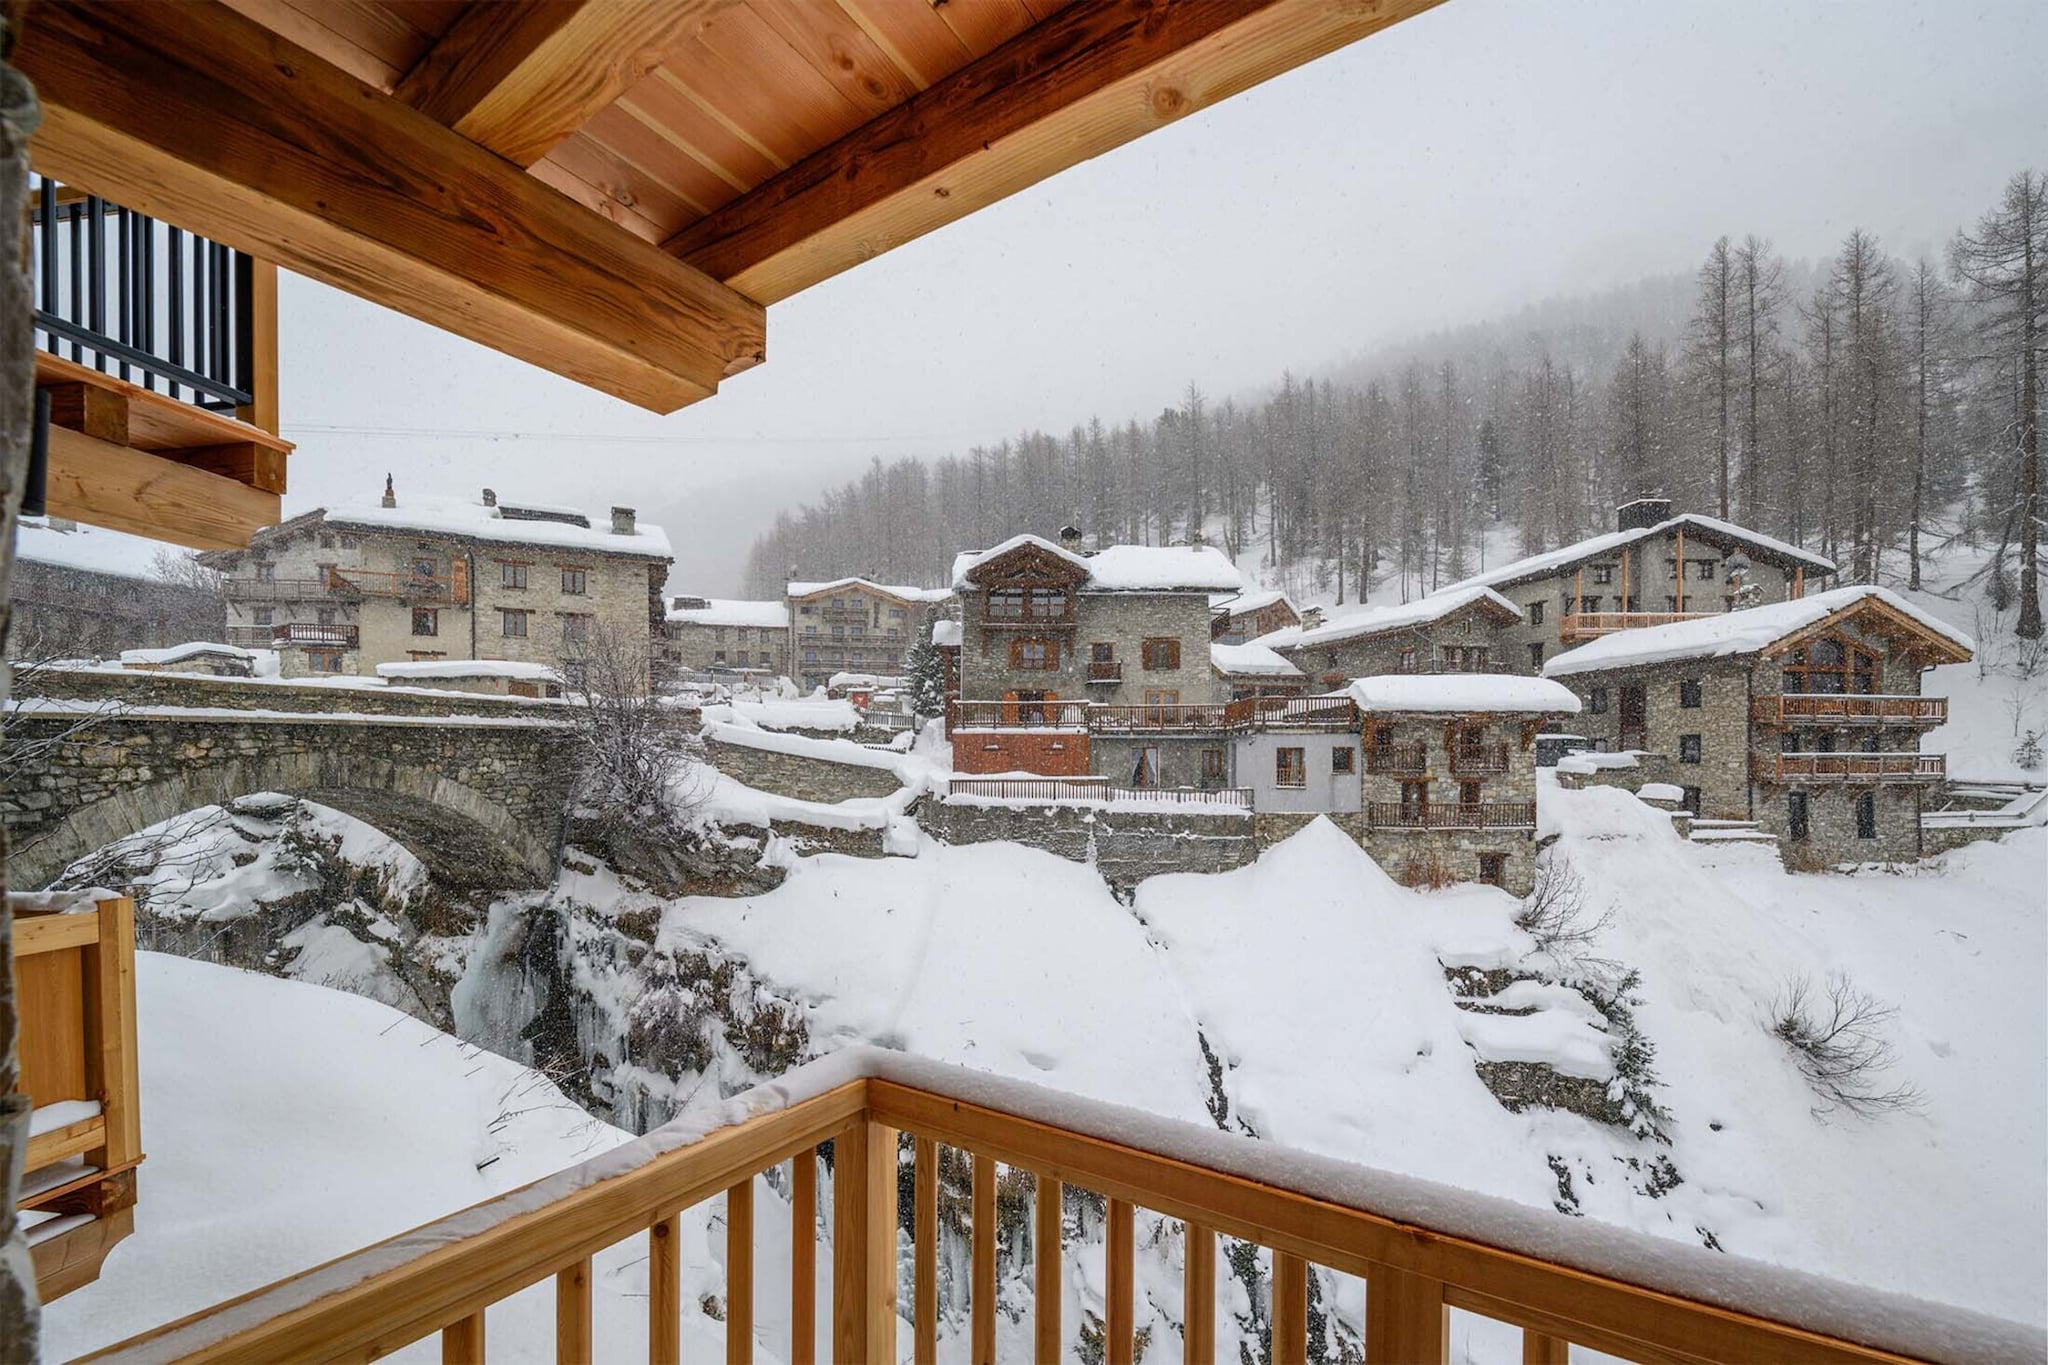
[663,596,790,679]
[11,517,224,657]
[202,482,672,691]
[786,577,953,692]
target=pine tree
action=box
[905,610,947,719]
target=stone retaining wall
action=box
[701,734,904,802]
[917,800,1256,884]
[26,666,565,718]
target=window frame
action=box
[1330,746,1355,774]
[1588,686,1609,714]
[1678,733,1702,764]
[1275,746,1307,789]
[1855,792,1878,840]
[1526,600,1545,626]
[1678,677,1703,709]
[1141,637,1182,671]
[1009,637,1058,671]
[501,608,530,639]
[559,566,589,596]
[500,561,529,590]
[411,607,438,637]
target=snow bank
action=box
[701,696,863,733]
[701,719,909,774]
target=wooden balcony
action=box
[948,776,1109,802]
[270,623,360,649]
[1086,660,1123,683]
[1449,742,1512,775]
[1752,694,1948,727]
[1559,611,1716,643]
[951,699,1089,731]
[1366,742,1429,775]
[7,895,142,1302]
[225,576,343,603]
[1754,752,1947,785]
[84,1048,1961,1365]
[1088,703,1235,733]
[1369,801,1537,830]
[326,565,468,605]
[1234,695,1360,731]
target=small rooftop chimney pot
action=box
[1615,496,1671,532]
[1300,605,1326,631]
[1058,525,1084,553]
[382,473,397,509]
[611,506,637,536]
[482,488,496,508]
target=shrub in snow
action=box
[1515,856,1613,964]
[2014,728,2043,771]
[1580,966,1672,1144]
[566,624,709,851]
[1768,972,1923,1119]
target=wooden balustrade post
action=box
[556,1258,592,1365]
[1106,1198,1134,1365]
[1182,1224,1213,1365]
[84,897,140,1177]
[832,1122,897,1364]
[1522,1330,1569,1365]
[1365,1267,1446,1365]
[1272,1252,1308,1365]
[973,1153,997,1365]
[792,1151,816,1365]
[914,1137,938,1365]
[442,1311,484,1365]
[727,1179,754,1364]
[1034,1174,1063,1365]
[650,1212,682,1365]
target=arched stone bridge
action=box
[3,669,582,891]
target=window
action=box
[412,557,436,580]
[1010,638,1057,670]
[1679,678,1702,708]
[1694,559,1718,580]
[1275,747,1306,788]
[1681,785,1702,814]
[1439,646,1490,671]
[319,533,336,550]
[1331,746,1355,774]
[255,561,276,583]
[1143,689,1180,722]
[562,614,591,645]
[306,648,343,674]
[253,607,274,627]
[1787,792,1810,842]
[1142,637,1182,671]
[501,609,529,638]
[560,567,588,595]
[500,562,528,589]
[1459,780,1483,806]
[1782,637,1881,695]
[987,587,1068,620]
[714,650,727,663]
[1665,596,1680,612]
[1201,749,1229,788]
[340,535,359,550]
[412,608,437,636]
[1527,600,1545,626]
[1528,642,1545,670]
[800,604,816,616]
[1398,647,1419,673]
[1477,853,1506,887]
[1092,642,1114,662]
[1129,746,1161,788]
[1678,733,1702,764]
[1577,596,1601,613]
[1588,687,1609,714]
[1591,564,1614,585]
[1855,792,1879,839]
[563,662,587,691]
[1399,781,1429,817]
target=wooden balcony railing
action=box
[1559,610,1716,643]
[1369,801,1537,830]
[1111,786,1252,810]
[270,622,359,649]
[1449,741,1511,775]
[950,699,1089,730]
[224,576,341,603]
[948,775,1109,801]
[1751,694,1948,726]
[1088,703,1234,733]
[8,894,142,1303]
[1753,752,1946,785]
[1366,742,1429,774]
[1233,695,1360,730]
[85,1048,1992,1365]
[326,566,468,604]
[1086,660,1123,683]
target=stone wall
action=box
[917,800,1256,883]
[701,733,904,802]
[1558,659,1754,818]
[665,618,788,675]
[1756,786,1923,865]
[24,665,567,718]
[1090,734,1225,789]
[960,590,1222,709]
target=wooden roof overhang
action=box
[16,0,1442,418]
[1767,598,1974,672]
[962,540,1089,591]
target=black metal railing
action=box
[30,175,256,412]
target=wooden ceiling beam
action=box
[666,0,1444,303]
[18,0,764,414]
[394,0,711,169]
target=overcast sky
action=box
[276,0,2047,595]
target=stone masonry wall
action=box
[1559,659,1754,818]
[961,591,1222,709]
[24,666,568,718]
[917,800,1256,883]
[701,735,904,802]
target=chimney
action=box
[611,506,637,536]
[381,473,397,509]
[481,488,497,508]
[1300,605,1325,631]
[1615,496,1671,532]
[1058,524,1084,554]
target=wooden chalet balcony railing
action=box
[1753,752,1946,785]
[1559,610,1716,643]
[1086,660,1123,683]
[950,699,1089,730]
[1112,786,1252,810]
[224,576,340,603]
[1369,801,1538,830]
[1449,742,1512,775]
[325,565,468,605]
[948,775,1109,802]
[1233,694,1360,730]
[8,895,142,1303]
[1751,694,1948,726]
[269,622,359,649]
[82,1048,1995,1365]
[1366,742,1429,775]
[1088,702,1234,733]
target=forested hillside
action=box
[743,171,2045,637]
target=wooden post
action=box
[1272,1252,1308,1364]
[1106,1199,1134,1365]
[556,1257,592,1365]
[791,1152,816,1365]
[1365,1267,1446,1365]
[1620,547,1629,616]
[832,1122,897,1364]
[972,1153,997,1365]
[1182,1224,1213,1365]
[914,1138,938,1365]
[650,1212,682,1365]
[1522,1330,1570,1365]
[1676,528,1686,614]
[1571,567,1583,639]
[1794,565,1805,599]
[83,898,139,1175]
[441,1311,484,1365]
[727,1179,754,1365]
[1034,1174,1062,1365]
[235,259,280,435]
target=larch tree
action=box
[1904,259,1955,590]
[1734,236,1787,524]
[1689,236,1738,518]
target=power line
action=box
[282,422,970,446]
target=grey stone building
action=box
[202,482,672,690]
[1435,498,1839,675]
[664,596,790,678]
[1255,586,1523,689]
[1210,588,1299,644]
[1544,585,1971,864]
[10,517,223,658]
[785,577,950,691]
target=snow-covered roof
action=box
[828,671,905,690]
[374,659,564,682]
[1210,642,1302,677]
[16,516,194,583]
[1542,585,1975,678]
[786,576,950,604]
[1212,588,1297,618]
[120,642,258,666]
[950,533,1243,594]
[1343,674,1582,715]
[318,494,672,559]
[665,597,787,629]
[1254,586,1519,651]
[931,620,962,647]
[1440,514,1836,596]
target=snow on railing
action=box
[81,1047,2042,1365]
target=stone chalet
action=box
[1437,498,1839,675]
[1210,641,1306,700]
[664,595,789,678]
[1254,586,1523,691]
[1544,585,1972,864]
[786,577,952,692]
[11,516,222,658]
[202,483,672,690]
[1211,588,1300,644]
[949,532,1242,784]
